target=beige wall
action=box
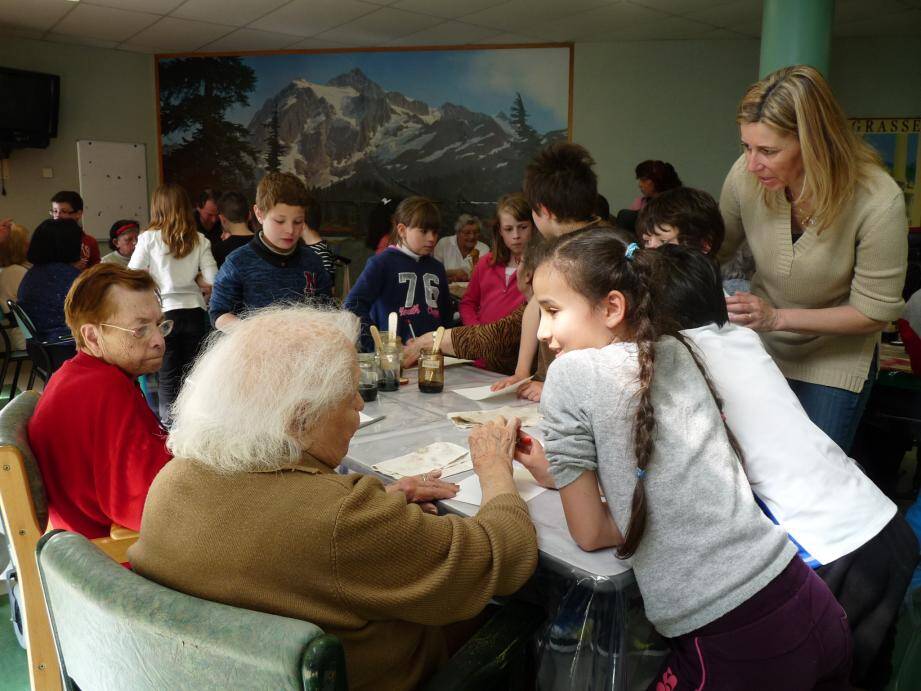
[573,36,921,212]
[0,36,158,240]
[572,38,759,211]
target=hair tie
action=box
[625,242,639,260]
[113,223,138,237]
[635,467,647,479]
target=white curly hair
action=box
[167,304,360,473]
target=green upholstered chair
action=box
[36,530,348,691]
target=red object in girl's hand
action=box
[516,433,533,452]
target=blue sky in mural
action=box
[224,47,570,134]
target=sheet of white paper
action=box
[453,376,535,401]
[359,412,385,428]
[446,405,541,429]
[453,462,548,506]
[372,441,471,479]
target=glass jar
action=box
[377,331,401,392]
[418,348,444,394]
[358,352,380,402]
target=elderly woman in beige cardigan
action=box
[128,305,538,691]
[717,65,907,453]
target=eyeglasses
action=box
[100,320,174,339]
[50,209,79,218]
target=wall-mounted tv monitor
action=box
[0,67,60,149]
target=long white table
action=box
[342,364,668,691]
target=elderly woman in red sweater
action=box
[460,193,534,327]
[28,264,172,538]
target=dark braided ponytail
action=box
[536,227,665,559]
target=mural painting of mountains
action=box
[247,68,565,200]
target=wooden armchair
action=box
[0,391,138,691]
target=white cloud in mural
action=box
[464,48,569,125]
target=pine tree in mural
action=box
[264,106,283,173]
[509,92,540,149]
[159,57,257,194]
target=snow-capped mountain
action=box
[247,68,563,197]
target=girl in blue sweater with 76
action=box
[345,197,453,352]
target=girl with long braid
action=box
[514,227,852,690]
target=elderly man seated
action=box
[129,305,538,691]
[28,263,172,538]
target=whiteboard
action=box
[76,140,149,241]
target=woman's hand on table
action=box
[388,469,459,514]
[726,292,781,331]
[469,417,518,503]
[514,435,556,489]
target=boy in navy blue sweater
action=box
[345,197,452,351]
[210,172,332,330]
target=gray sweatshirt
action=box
[541,336,795,637]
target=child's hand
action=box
[491,371,529,392]
[515,434,555,489]
[402,337,423,369]
[517,380,543,402]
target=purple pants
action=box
[649,557,852,691]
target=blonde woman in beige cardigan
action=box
[717,65,908,453]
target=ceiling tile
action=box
[834,8,921,36]
[285,36,353,50]
[44,31,120,49]
[834,0,912,24]
[696,27,753,39]
[473,32,545,44]
[199,27,307,51]
[0,0,75,32]
[728,19,759,37]
[316,7,446,44]
[81,0,184,13]
[0,25,47,40]
[52,3,161,42]
[583,14,716,40]
[171,0,292,27]
[464,0,619,33]
[387,20,502,45]
[391,0,508,20]
[684,0,761,28]
[626,0,739,16]
[522,1,671,40]
[122,16,235,52]
[116,42,158,53]
[250,0,377,37]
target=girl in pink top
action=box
[460,193,534,327]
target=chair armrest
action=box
[421,600,546,691]
[89,524,140,563]
[109,523,138,541]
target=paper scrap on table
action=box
[453,376,534,401]
[359,412,385,428]
[446,405,541,429]
[372,441,472,479]
[452,462,548,506]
